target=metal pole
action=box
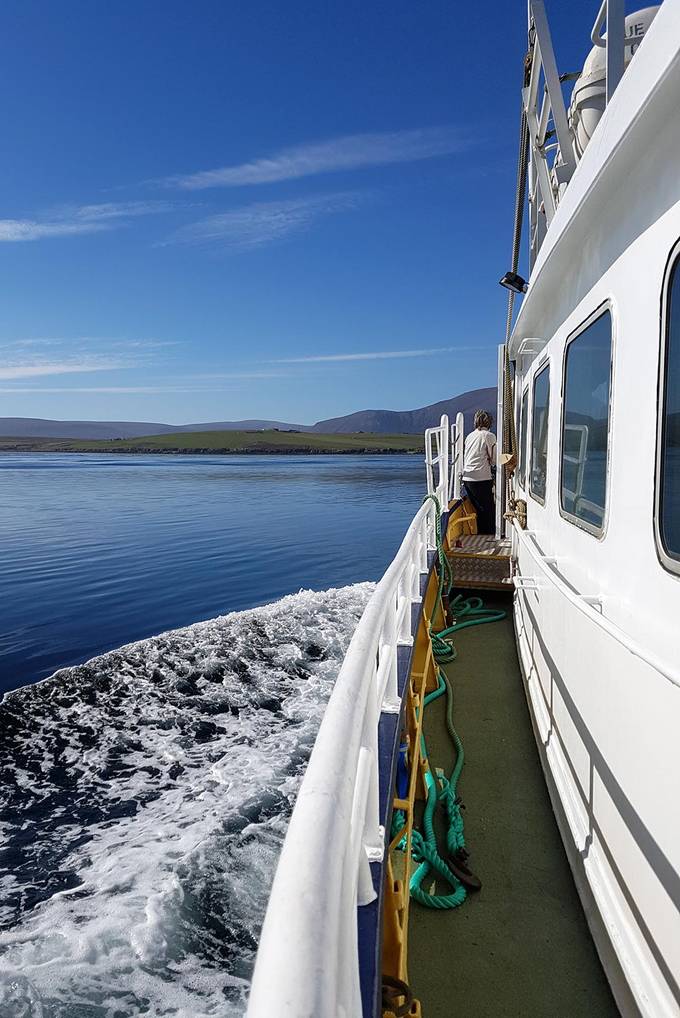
[606,0,625,103]
[496,345,505,540]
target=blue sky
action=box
[2,0,602,425]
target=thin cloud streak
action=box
[71,201,179,221]
[276,346,479,363]
[0,385,239,394]
[0,337,178,350]
[0,338,175,380]
[0,201,184,243]
[166,126,466,190]
[165,192,362,250]
[0,220,110,242]
[0,359,124,380]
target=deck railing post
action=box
[425,428,436,497]
[455,412,464,501]
[380,607,400,712]
[363,660,384,862]
[355,747,378,903]
[438,414,449,509]
[496,345,505,540]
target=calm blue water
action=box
[0,453,424,693]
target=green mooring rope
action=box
[403,494,506,909]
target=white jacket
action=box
[462,428,496,481]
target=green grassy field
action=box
[0,429,425,454]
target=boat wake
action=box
[0,583,374,1018]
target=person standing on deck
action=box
[462,410,496,535]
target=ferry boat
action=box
[247,2,680,1015]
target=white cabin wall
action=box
[510,199,680,1018]
[515,198,680,664]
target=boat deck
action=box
[407,592,618,1017]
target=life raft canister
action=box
[569,6,660,159]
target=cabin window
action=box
[530,363,550,503]
[560,309,612,533]
[658,254,680,564]
[518,388,529,488]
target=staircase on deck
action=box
[448,533,512,591]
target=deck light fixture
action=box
[499,271,528,294]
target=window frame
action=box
[529,358,550,506]
[518,385,529,490]
[558,301,614,539]
[655,241,680,576]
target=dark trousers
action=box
[464,479,495,535]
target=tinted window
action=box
[561,310,612,531]
[531,364,550,502]
[660,258,680,560]
[518,388,529,488]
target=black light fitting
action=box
[499,271,528,294]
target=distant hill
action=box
[312,387,497,434]
[174,418,312,433]
[0,387,498,440]
[0,417,311,439]
[0,418,175,440]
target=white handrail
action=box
[425,414,450,510]
[449,411,464,503]
[514,524,680,690]
[247,495,440,1017]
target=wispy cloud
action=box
[69,201,179,221]
[165,192,361,250]
[0,201,182,243]
[0,385,241,394]
[0,358,124,380]
[0,336,177,350]
[0,220,110,242]
[0,385,197,394]
[165,126,466,190]
[276,345,476,363]
[0,335,175,380]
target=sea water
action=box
[0,453,423,693]
[0,586,372,1016]
[0,453,424,1016]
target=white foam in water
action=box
[0,583,374,1018]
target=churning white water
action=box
[0,583,373,1018]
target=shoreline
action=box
[0,444,422,455]
[0,430,425,455]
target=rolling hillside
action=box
[0,385,497,441]
[0,431,424,454]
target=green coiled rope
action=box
[404,494,506,910]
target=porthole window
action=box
[658,254,680,566]
[560,309,612,534]
[530,363,550,503]
[518,388,529,489]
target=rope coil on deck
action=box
[398,495,506,910]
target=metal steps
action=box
[448,534,512,591]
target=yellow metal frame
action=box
[380,564,440,1016]
[380,497,502,1013]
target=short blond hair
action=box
[474,409,492,429]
